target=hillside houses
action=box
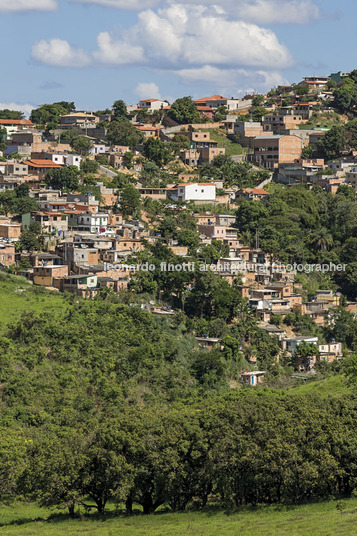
[0,87,354,378]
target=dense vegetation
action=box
[0,272,357,521]
[236,184,357,299]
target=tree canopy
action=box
[107,120,145,149]
[168,97,201,125]
[45,166,79,192]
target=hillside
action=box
[0,273,66,334]
[1,271,357,525]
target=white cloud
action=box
[72,0,320,22]
[170,0,321,24]
[32,39,91,67]
[135,82,161,99]
[174,65,238,84]
[31,2,293,98]
[71,0,160,8]
[92,4,293,69]
[0,102,35,118]
[93,32,144,65]
[238,0,320,24]
[0,0,57,12]
[173,65,289,94]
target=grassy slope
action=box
[199,129,245,156]
[0,274,66,335]
[1,499,357,535]
[288,374,351,397]
[298,112,346,130]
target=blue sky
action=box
[0,0,354,114]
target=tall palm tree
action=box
[310,228,333,251]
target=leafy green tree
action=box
[107,120,145,149]
[176,229,200,255]
[0,127,7,152]
[200,155,253,187]
[0,428,28,501]
[25,430,87,516]
[168,97,201,125]
[30,102,75,127]
[337,184,356,200]
[301,145,315,159]
[199,241,229,264]
[45,166,79,192]
[0,109,24,119]
[252,106,268,122]
[252,95,265,107]
[185,270,241,321]
[0,188,39,216]
[143,137,172,167]
[13,197,40,216]
[82,421,134,514]
[214,105,228,121]
[119,184,141,217]
[295,83,310,96]
[309,228,333,251]
[326,308,357,350]
[70,136,93,156]
[334,78,357,113]
[338,262,357,300]
[18,223,41,252]
[315,126,345,160]
[170,133,191,155]
[80,158,99,174]
[191,349,225,386]
[112,99,127,121]
[123,151,134,169]
[136,109,151,123]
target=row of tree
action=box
[3,390,357,516]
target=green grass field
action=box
[0,273,66,334]
[200,129,245,157]
[288,374,351,397]
[1,499,357,536]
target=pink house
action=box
[198,225,227,239]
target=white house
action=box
[91,144,108,155]
[318,341,343,362]
[33,152,82,169]
[167,183,216,203]
[0,119,33,137]
[283,336,318,353]
[65,154,82,169]
[137,99,168,112]
[77,212,108,233]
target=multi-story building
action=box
[250,135,303,169]
[76,212,109,233]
